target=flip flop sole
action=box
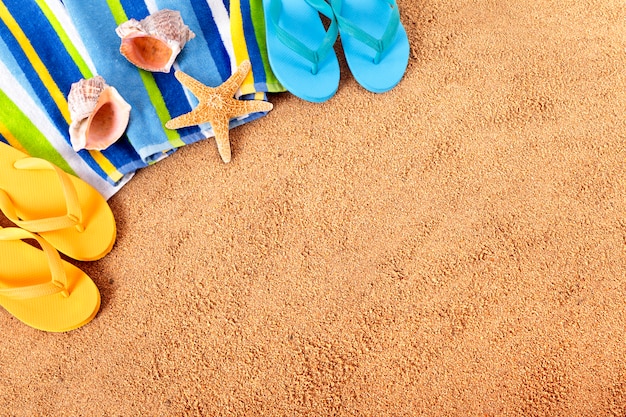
[263,0,340,102]
[338,0,410,93]
[0,236,100,332]
[0,142,116,261]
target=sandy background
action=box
[2,0,626,415]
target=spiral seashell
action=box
[116,9,195,73]
[68,76,131,152]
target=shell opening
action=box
[120,36,174,72]
[81,87,131,151]
[88,102,117,144]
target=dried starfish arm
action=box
[211,117,232,163]
[172,70,211,98]
[164,107,203,130]
[224,60,252,96]
[227,100,274,120]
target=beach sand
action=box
[2,0,626,415]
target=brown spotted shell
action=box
[68,76,131,152]
[116,9,195,73]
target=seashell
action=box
[116,9,195,73]
[68,76,131,152]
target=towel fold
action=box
[0,0,275,199]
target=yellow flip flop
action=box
[0,227,101,332]
[0,142,116,261]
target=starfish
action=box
[165,60,273,163]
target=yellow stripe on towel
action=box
[0,119,27,153]
[88,149,123,183]
[0,0,71,123]
[229,0,256,96]
[34,0,93,78]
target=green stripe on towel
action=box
[0,88,76,175]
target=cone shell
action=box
[116,9,195,73]
[68,76,131,152]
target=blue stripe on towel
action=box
[0,32,42,110]
[239,0,266,89]
[188,0,232,82]
[98,139,149,173]
[0,16,67,133]
[7,1,82,97]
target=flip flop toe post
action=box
[0,228,100,332]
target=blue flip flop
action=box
[263,0,340,102]
[330,0,410,93]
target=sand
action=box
[2,0,626,415]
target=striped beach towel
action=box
[0,0,275,199]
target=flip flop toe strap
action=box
[0,228,69,300]
[268,0,338,74]
[332,0,400,64]
[0,157,84,233]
